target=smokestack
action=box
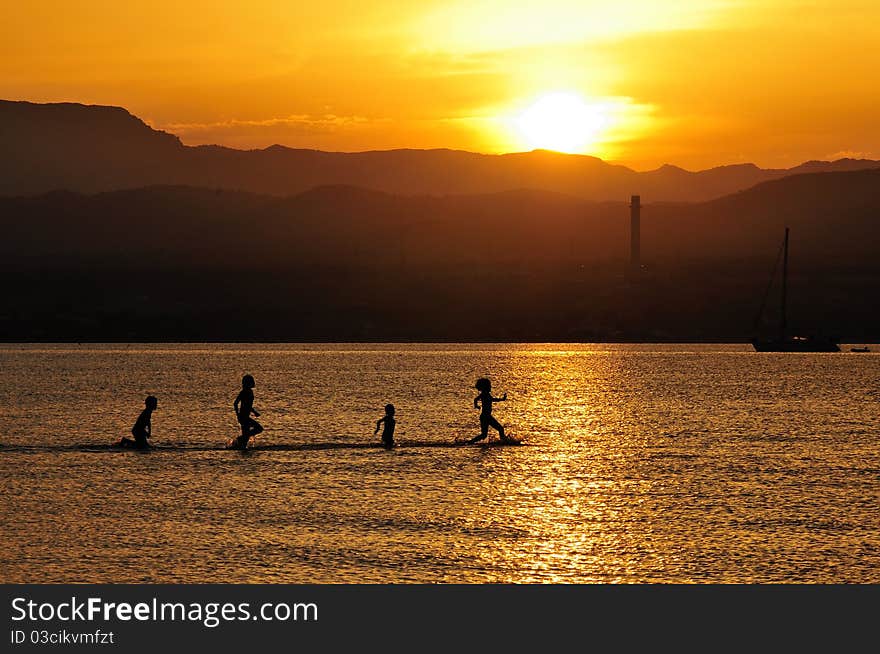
[630,194,641,273]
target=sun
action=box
[515,92,608,154]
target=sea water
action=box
[1,343,878,583]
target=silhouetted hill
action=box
[3,99,879,201]
[4,101,879,341]
[3,169,879,269]
[0,100,183,195]
[3,167,879,341]
[640,169,880,263]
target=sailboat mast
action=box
[781,227,789,341]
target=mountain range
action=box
[2,168,879,268]
[3,99,878,340]
[3,99,879,201]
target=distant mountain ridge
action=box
[3,167,879,267]
[3,168,879,341]
[3,99,879,200]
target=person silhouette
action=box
[114,395,157,449]
[228,374,263,449]
[467,378,512,444]
[374,403,396,449]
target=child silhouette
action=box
[468,378,512,444]
[114,396,157,449]
[228,374,263,449]
[374,403,396,449]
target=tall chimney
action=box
[630,194,641,273]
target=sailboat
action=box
[751,227,840,352]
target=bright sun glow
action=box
[515,92,608,153]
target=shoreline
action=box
[0,339,876,345]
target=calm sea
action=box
[1,343,878,583]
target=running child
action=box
[468,378,512,444]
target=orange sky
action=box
[2,1,878,169]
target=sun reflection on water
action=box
[1,344,879,583]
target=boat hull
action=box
[752,338,840,352]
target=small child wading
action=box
[375,404,396,449]
[229,374,263,449]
